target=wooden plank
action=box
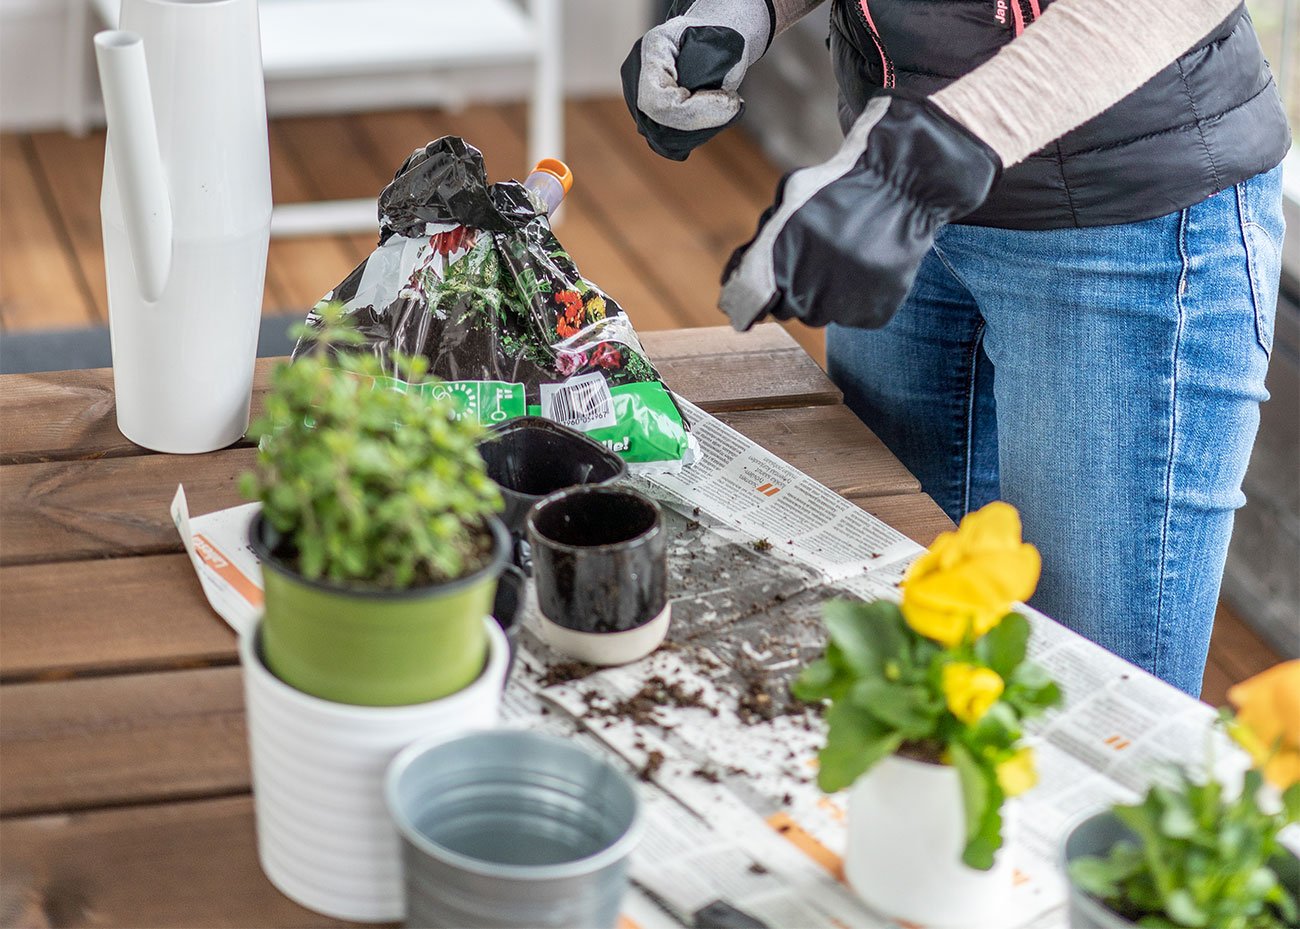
[1199,657,1235,709]
[586,98,769,261]
[706,125,786,203]
[0,495,946,815]
[716,405,919,500]
[0,796,366,928]
[0,137,97,330]
[26,130,110,322]
[856,493,954,548]
[0,449,256,566]
[0,554,232,683]
[0,403,887,567]
[0,667,249,817]
[1207,600,1284,688]
[560,102,727,329]
[272,114,385,264]
[262,122,366,314]
[0,325,838,465]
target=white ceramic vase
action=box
[845,754,1015,929]
[95,0,272,453]
[240,616,509,923]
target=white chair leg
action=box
[527,0,564,169]
[63,0,92,136]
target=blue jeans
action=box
[827,166,1285,697]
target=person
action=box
[622,0,1290,696]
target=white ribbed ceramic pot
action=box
[240,616,508,923]
[845,754,1015,929]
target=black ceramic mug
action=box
[527,486,670,666]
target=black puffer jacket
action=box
[829,0,1291,228]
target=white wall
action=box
[0,0,652,131]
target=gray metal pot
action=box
[385,729,643,929]
[1062,810,1300,928]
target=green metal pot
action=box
[250,514,509,707]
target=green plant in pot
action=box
[241,306,506,706]
[792,502,1063,927]
[1065,661,1300,929]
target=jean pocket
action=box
[1241,220,1280,356]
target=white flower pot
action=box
[845,754,1015,929]
[240,615,508,923]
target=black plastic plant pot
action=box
[527,486,669,667]
[1061,810,1300,928]
[492,564,526,678]
[477,417,627,538]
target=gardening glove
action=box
[621,0,775,161]
[719,92,1000,331]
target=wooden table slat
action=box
[0,492,947,817]
[0,489,943,685]
[0,667,249,818]
[0,325,838,466]
[0,554,234,683]
[0,796,367,928]
[1,403,902,569]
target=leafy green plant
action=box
[793,599,1061,869]
[1069,767,1300,928]
[241,305,502,589]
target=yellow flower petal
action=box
[942,663,1005,725]
[996,747,1038,797]
[1228,660,1300,790]
[901,502,1040,646]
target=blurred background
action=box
[0,0,1295,689]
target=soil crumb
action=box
[540,660,596,688]
[639,749,665,782]
[752,538,773,552]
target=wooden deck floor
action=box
[0,99,1278,704]
[0,99,822,353]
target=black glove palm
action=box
[720,93,1001,330]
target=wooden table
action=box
[0,324,952,928]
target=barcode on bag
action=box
[540,372,617,432]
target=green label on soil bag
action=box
[378,375,687,464]
[526,382,689,464]
[380,378,527,424]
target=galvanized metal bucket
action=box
[385,729,643,928]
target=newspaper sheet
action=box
[175,401,1255,929]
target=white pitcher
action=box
[95,0,271,454]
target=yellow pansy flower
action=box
[901,501,1041,647]
[996,747,1038,796]
[942,663,1005,725]
[1227,659,1300,791]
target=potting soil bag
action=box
[293,137,695,471]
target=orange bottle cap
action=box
[531,158,573,194]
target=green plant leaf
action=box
[816,700,903,794]
[1070,855,1126,899]
[1163,889,1207,927]
[949,741,1003,870]
[849,678,941,740]
[823,600,907,677]
[791,659,837,703]
[976,611,1028,678]
[1282,783,1300,826]
[1159,801,1197,840]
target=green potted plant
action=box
[241,306,507,706]
[792,502,1062,927]
[1065,661,1300,929]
